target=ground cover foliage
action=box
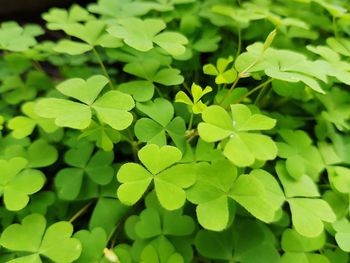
[0,0,350,262]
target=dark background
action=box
[0,0,92,22]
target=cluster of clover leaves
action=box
[0,0,350,262]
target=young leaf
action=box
[175,83,212,114]
[203,56,237,84]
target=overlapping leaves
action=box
[117,144,195,210]
[198,104,277,167]
[35,75,135,130]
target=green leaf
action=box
[288,198,336,237]
[92,90,135,130]
[36,75,134,130]
[108,18,187,56]
[235,43,327,93]
[26,139,58,168]
[8,102,58,138]
[0,22,42,51]
[36,98,91,129]
[55,143,114,200]
[117,144,195,210]
[276,130,324,180]
[198,105,277,166]
[282,229,326,252]
[203,56,237,84]
[0,158,45,211]
[54,40,92,55]
[0,214,82,262]
[42,4,95,30]
[74,228,107,263]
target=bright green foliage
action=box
[175,83,212,114]
[54,20,123,55]
[42,4,95,30]
[203,56,238,84]
[198,104,277,166]
[195,220,280,262]
[0,157,45,211]
[134,98,186,149]
[35,75,135,129]
[235,43,328,93]
[108,18,188,56]
[55,142,114,200]
[8,102,58,139]
[1,0,350,261]
[276,129,324,180]
[117,144,195,210]
[0,214,82,262]
[0,22,43,52]
[187,160,284,230]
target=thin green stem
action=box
[236,78,273,104]
[127,129,139,162]
[218,76,240,105]
[69,201,94,223]
[92,47,114,89]
[32,60,44,73]
[235,27,242,59]
[188,113,194,130]
[183,82,191,94]
[332,16,339,38]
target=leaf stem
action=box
[69,201,94,223]
[188,113,194,130]
[235,27,242,59]
[92,47,114,89]
[236,78,273,104]
[218,76,240,105]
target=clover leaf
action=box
[0,22,43,52]
[198,104,277,167]
[187,160,284,230]
[175,83,212,114]
[0,213,82,262]
[235,43,328,93]
[203,56,238,84]
[42,4,95,30]
[36,75,135,130]
[133,205,195,239]
[8,102,58,139]
[276,129,324,180]
[276,161,336,237]
[108,18,188,56]
[333,218,350,252]
[120,60,183,102]
[195,220,280,262]
[140,236,184,263]
[282,229,326,253]
[0,157,46,211]
[79,120,121,151]
[73,228,108,263]
[54,20,123,55]
[117,144,195,210]
[134,98,186,150]
[55,142,114,200]
[328,166,350,194]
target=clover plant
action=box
[0,0,350,262]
